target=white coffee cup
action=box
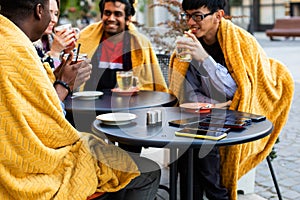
[54,23,80,39]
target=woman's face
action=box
[44,0,59,34]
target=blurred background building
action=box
[58,0,300,52]
[59,0,300,31]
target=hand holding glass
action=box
[175,36,193,62]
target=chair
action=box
[156,54,171,199]
[155,185,170,200]
[156,54,170,85]
[266,155,282,200]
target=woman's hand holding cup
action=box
[53,24,80,54]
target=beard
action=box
[105,30,119,36]
[103,20,128,37]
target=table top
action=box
[64,90,177,113]
[92,107,273,148]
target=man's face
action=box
[185,6,220,39]
[32,0,52,41]
[42,0,52,31]
[102,1,129,37]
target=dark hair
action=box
[99,0,135,19]
[56,0,60,9]
[182,0,226,13]
[0,0,49,19]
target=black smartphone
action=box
[229,113,266,122]
[247,114,266,122]
[206,115,252,125]
[168,117,203,127]
[199,118,247,129]
[175,128,227,140]
[209,109,266,122]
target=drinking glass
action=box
[175,36,193,62]
[116,71,133,91]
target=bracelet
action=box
[53,80,71,95]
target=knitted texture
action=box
[169,18,294,200]
[0,15,139,200]
[77,21,168,92]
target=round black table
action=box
[64,90,177,113]
[64,90,177,132]
[92,107,273,200]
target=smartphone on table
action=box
[199,118,247,129]
[206,115,252,125]
[209,109,266,122]
[175,127,228,140]
[168,117,204,127]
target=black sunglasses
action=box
[181,12,214,22]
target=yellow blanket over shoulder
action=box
[0,15,139,199]
[77,21,168,92]
[169,18,294,199]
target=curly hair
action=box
[0,0,49,20]
[99,0,135,20]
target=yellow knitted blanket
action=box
[169,18,294,199]
[0,15,139,200]
[77,21,168,92]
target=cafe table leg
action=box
[169,148,193,200]
[169,147,178,200]
[187,148,193,200]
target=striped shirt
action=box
[185,57,237,103]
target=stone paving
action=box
[254,33,300,200]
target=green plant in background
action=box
[229,0,243,7]
[138,0,148,13]
[58,0,79,25]
[59,0,100,26]
[60,0,68,14]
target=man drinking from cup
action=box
[34,0,79,69]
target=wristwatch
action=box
[53,80,72,95]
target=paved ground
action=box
[156,33,300,200]
[253,33,300,200]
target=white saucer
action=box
[72,91,103,100]
[96,113,137,126]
